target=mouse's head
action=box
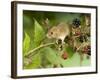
[46,26,59,39]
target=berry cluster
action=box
[72,18,81,28]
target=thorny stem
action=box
[76,42,89,51]
[25,42,55,58]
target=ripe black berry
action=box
[79,35,87,43]
[87,50,91,55]
[79,35,84,42]
[72,18,81,28]
[87,46,91,55]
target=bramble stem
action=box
[25,42,55,58]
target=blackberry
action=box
[72,18,81,28]
[87,46,91,55]
[87,50,91,55]
[79,35,87,43]
[79,35,84,42]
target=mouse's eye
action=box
[51,32,53,35]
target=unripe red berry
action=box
[75,31,81,36]
[61,52,68,60]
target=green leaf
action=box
[23,15,34,41]
[23,32,30,56]
[33,19,45,48]
[81,54,91,66]
[65,46,74,58]
[40,47,61,65]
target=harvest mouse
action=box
[46,22,70,43]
